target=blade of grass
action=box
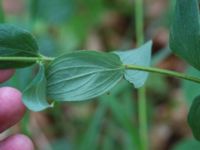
[108,95,139,149]
[79,97,108,150]
[20,112,32,137]
[29,0,38,21]
[0,0,5,22]
[102,130,115,150]
[152,47,171,65]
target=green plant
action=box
[1,0,200,147]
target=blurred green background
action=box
[1,0,200,149]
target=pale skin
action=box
[0,69,34,150]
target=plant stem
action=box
[1,56,200,84]
[125,64,200,84]
[135,0,144,45]
[0,56,54,62]
[135,0,148,149]
[138,87,148,150]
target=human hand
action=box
[0,69,34,150]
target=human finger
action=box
[0,134,34,150]
[0,69,15,83]
[0,87,26,133]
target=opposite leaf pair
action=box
[24,44,152,111]
[0,24,152,111]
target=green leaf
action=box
[169,0,200,70]
[115,41,152,88]
[172,138,200,150]
[183,66,200,106]
[188,95,200,141]
[47,51,124,101]
[31,0,75,24]
[0,24,39,69]
[23,63,52,111]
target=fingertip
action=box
[0,134,34,150]
[0,87,26,133]
[0,69,15,83]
